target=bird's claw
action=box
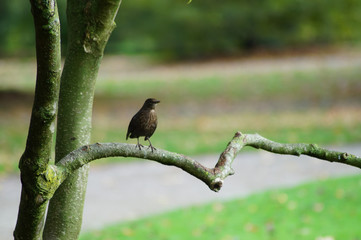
[135,143,144,150]
[148,145,156,153]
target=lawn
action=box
[80,174,361,240]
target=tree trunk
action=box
[14,0,121,239]
[14,0,61,239]
[43,0,121,239]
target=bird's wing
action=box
[126,121,134,140]
[126,112,140,139]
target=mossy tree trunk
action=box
[43,0,121,239]
[14,0,61,239]
[14,0,121,239]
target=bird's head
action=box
[143,98,160,109]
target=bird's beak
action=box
[154,100,160,104]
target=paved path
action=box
[1,144,360,239]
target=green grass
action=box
[93,66,361,103]
[80,174,361,240]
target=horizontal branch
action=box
[55,142,225,191]
[45,132,361,195]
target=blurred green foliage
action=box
[1,0,361,59]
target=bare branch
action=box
[242,133,361,168]
[47,132,361,194]
[55,143,221,191]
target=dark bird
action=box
[126,98,160,152]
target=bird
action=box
[126,98,160,152]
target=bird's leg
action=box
[147,138,156,153]
[136,138,143,150]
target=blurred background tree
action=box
[1,0,361,59]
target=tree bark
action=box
[43,0,121,239]
[14,0,61,239]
